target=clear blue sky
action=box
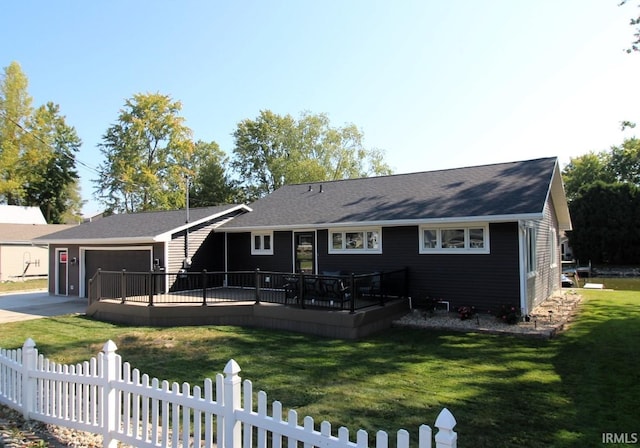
[2,1,640,216]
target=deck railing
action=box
[88,268,409,312]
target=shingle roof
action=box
[37,205,248,243]
[0,224,76,243]
[223,157,564,230]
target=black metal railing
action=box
[88,268,409,312]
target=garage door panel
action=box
[85,249,151,298]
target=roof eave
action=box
[34,236,159,245]
[220,213,545,232]
[154,204,252,241]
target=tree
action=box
[0,62,82,222]
[95,93,194,213]
[561,151,615,200]
[620,0,640,53]
[0,61,33,203]
[22,102,83,223]
[231,110,392,200]
[610,137,640,185]
[568,181,640,264]
[188,140,242,207]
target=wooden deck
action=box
[87,288,410,339]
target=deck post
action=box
[96,268,102,301]
[299,271,305,309]
[148,271,153,305]
[202,270,208,305]
[121,269,126,303]
[255,268,261,303]
[350,272,356,313]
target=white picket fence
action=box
[0,339,458,448]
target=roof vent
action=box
[308,185,313,192]
[319,184,323,193]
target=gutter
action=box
[221,212,545,233]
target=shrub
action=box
[456,305,476,320]
[497,304,519,325]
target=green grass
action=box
[1,290,638,448]
[0,278,47,293]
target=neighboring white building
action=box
[0,205,47,224]
[0,205,74,282]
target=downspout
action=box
[517,221,528,316]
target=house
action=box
[0,205,75,282]
[39,157,570,317]
[36,205,249,296]
[220,156,571,316]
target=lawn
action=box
[0,278,47,293]
[0,289,638,448]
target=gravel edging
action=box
[0,404,100,447]
[392,290,583,338]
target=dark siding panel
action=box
[189,232,225,272]
[227,231,293,272]
[227,224,521,312]
[318,224,520,312]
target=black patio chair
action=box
[319,276,351,309]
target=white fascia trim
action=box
[154,204,252,241]
[222,213,544,233]
[548,162,572,231]
[42,236,157,245]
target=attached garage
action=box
[37,205,250,297]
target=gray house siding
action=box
[525,196,561,312]
[168,217,239,273]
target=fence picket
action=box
[257,390,267,448]
[377,430,389,448]
[0,339,457,448]
[288,409,298,448]
[243,380,253,448]
[303,416,314,448]
[273,401,283,448]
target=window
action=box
[251,232,273,255]
[525,227,537,274]
[329,228,381,253]
[549,228,558,268]
[419,225,489,254]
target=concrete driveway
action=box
[0,290,87,323]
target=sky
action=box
[2,1,640,216]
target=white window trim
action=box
[251,231,274,255]
[525,226,537,277]
[419,224,490,254]
[328,227,382,254]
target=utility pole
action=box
[184,175,191,269]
